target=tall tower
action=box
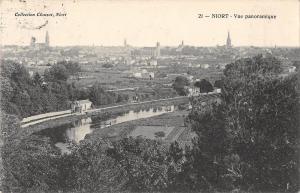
[45,31,49,47]
[124,38,127,47]
[155,42,160,58]
[30,37,36,47]
[226,31,232,48]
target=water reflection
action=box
[66,118,92,143]
[37,105,175,152]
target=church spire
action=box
[226,31,232,48]
[45,31,49,47]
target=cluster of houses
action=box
[131,69,155,79]
[123,68,155,80]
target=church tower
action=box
[226,31,232,48]
[45,31,49,47]
[30,37,36,47]
[124,38,127,47]
[155,42,160,58]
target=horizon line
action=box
[2,44,299,48]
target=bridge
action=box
[21,92,221,128]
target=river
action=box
[36,105,176,153]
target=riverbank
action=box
[85,110,194,147]
[22,97,189,138]
[87,96,189,116]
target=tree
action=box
[1,114,63,193]
[186,55,300,192]
[59,61,81,76]
[116,93,128,103]
[292,61,300,71]
[185,103,230,190]
[0,60,73,118]
[33,72,43,86]
[194,79,213,93]
[168,141,183,161]
[154,131,165,138]
[223,54,282,78]
[107,137,171,191]
[89,83,117,106]
[165,141,185,190]
[102,63,114,68]
[222,73,299,191]
[67,139,123,193]
[214,79,224,89]
[44,64,69,82]
[172,76,190,96]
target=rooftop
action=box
[76,99,92,104]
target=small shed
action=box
[71,99,92,113]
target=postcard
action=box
[0,0,299,192]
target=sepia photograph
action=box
[0,0,299,192]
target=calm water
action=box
[36,105,175,153]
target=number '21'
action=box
[198,14,203,18]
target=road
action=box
[106,87,139,92]
[87,95,189,114]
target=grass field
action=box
[85,110,194,146]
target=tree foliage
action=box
[172,76,190,96]
[194,79,214,93]
[214,79,224,88]
[186,55,299,192]
[1,55,299,193]
[0,61,74,118]
[102,63,114,68]
[0,61,126,118]
[1,113,62,193]
[44,61,81,82]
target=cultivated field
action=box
[85,110,194,146]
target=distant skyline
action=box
[1,0,299,47]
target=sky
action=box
[0,0,299,47]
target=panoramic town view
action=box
[0,1,299,193]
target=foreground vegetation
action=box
[0,60,129,118]
[1,55,299,192]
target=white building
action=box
[71,100,92,114]
[201,64,210,69]
[187,86,200,96]
[288,66,296,73]
[132,69,154,79]
[148,59,157,66]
